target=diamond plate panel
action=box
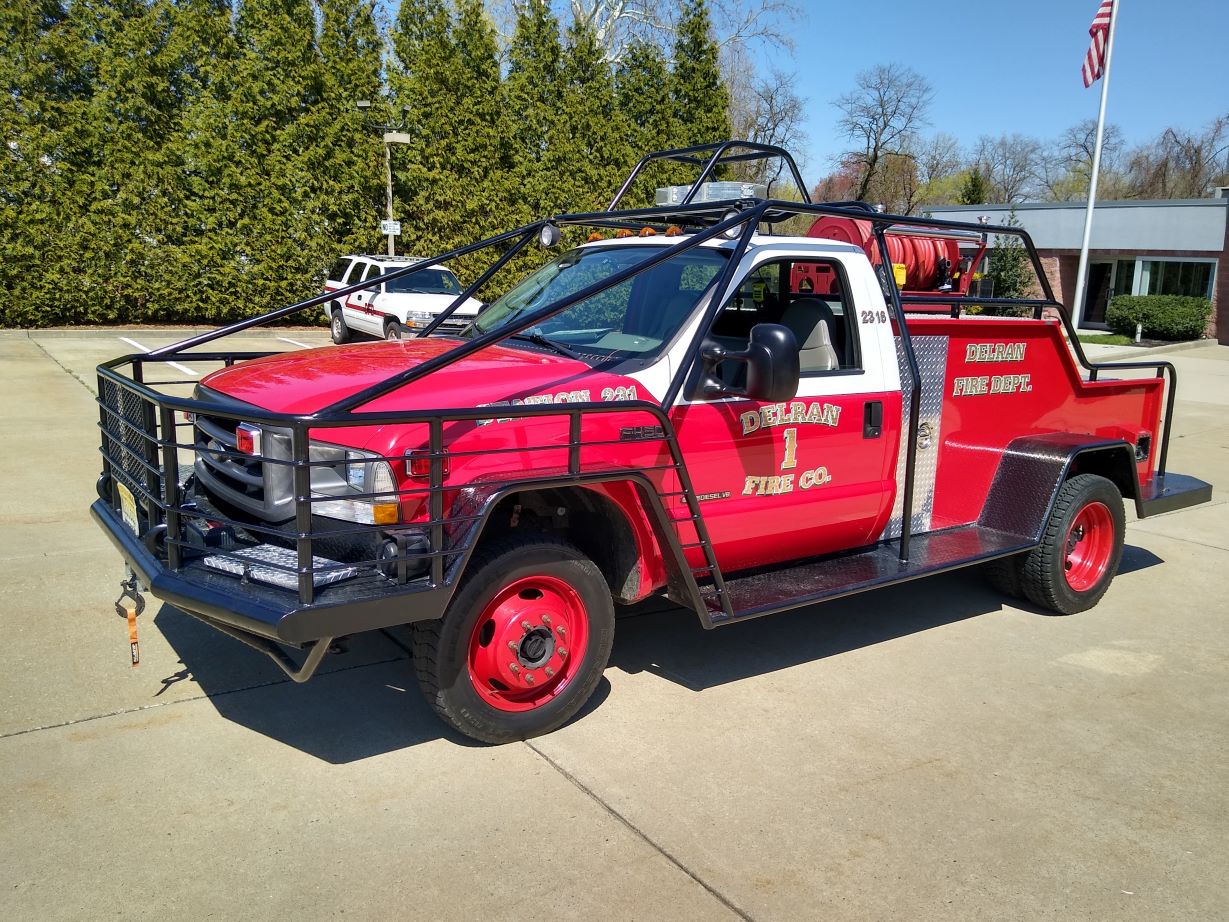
[885,335,948,540]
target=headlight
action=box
[308,441,399,525]
[405,310,434,328]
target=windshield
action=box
[385,267,463,295]
[472,244,727,360]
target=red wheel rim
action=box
[467,575,590,713]
[1063,501,1114,592]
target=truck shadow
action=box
[152,543,1161,762]
[153,603,612,762]
[610,543,1165,692]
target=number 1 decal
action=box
[781,427,798,470]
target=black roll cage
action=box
[97,140,1179,628]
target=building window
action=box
[1113,259,1136,299]
[1140,260,1214,299]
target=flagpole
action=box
[1073,0,1120,326]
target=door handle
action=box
[863,400,883,439]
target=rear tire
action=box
[330,309,349,344]
[1019,474,1125,615]
[983,555,1025,598]
[411,537,615,744]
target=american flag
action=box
[1082,0,1115,87]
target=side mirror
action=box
[692,323,800,403]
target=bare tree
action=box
[915,133,963,186]
[724,40,806,183]
[1033,121,1127,202]
[568,0,668,64]
[974,133,1041,203]
[562,0,799,65]
[833,64,934,202]
[1059,118,1125,174]
[1125,115,1229,198]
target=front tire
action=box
[411,538,615,744]
[330,308,349,344]
[1019,474,1125,614]
[383,318,404,341]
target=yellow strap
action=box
[126,606,140,667]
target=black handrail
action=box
[874,224,922,562]
[606,140,812,212]
[147,223,540,359]
[418,228,539,338]
[318,207,756,416]
[98,160,1184,618]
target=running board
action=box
[702,525,1034,626]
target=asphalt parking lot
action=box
[1,327,1226,921]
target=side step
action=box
[702,525,1034,626]
[1137,472,1212,518]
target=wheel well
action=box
[479,487,645,604]
[1069,446,1138,500]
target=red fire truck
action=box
[93,142,1211,743]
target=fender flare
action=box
[978,433,1138,542]
[441,471,702,615]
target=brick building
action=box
[925,195,1228,343]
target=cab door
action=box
[669,254,901,573]
[343,261,383,335]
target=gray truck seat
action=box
[780,298,840,373]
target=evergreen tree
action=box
[615,40,675,207]
[225,0,330,312]
[447,0,511,281]
[164,0,247,321]
[560,15,631,213]
[985,209,1034,307]
[0,0,91,325]
[503,0,566,220]
[317,0,385,260]
[670,0,729,148]
[958,168,989,205]
[88,0,190,323]
[389,0,457,257]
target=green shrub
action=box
[1105,295,1212,341]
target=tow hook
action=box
[114,572,146,667]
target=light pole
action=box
[356,100,412,257]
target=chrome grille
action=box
[192,389,294,522]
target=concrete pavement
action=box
[1,329,1226,921]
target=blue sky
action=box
[785,0,1229,175]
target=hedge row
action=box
[1105,295,1212,342]
[1,0,731,328]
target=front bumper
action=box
[91,499,450,644]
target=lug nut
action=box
[558,648,568,659]
[541,614,552,626]
[545,667,555,677]
[508,641,518,651]
[521,620,532,632]
[525,673,535,684]
[509,662,520,673]
[556,625,566,638]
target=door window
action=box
[329,258,352,284]
[708,258,861,386]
